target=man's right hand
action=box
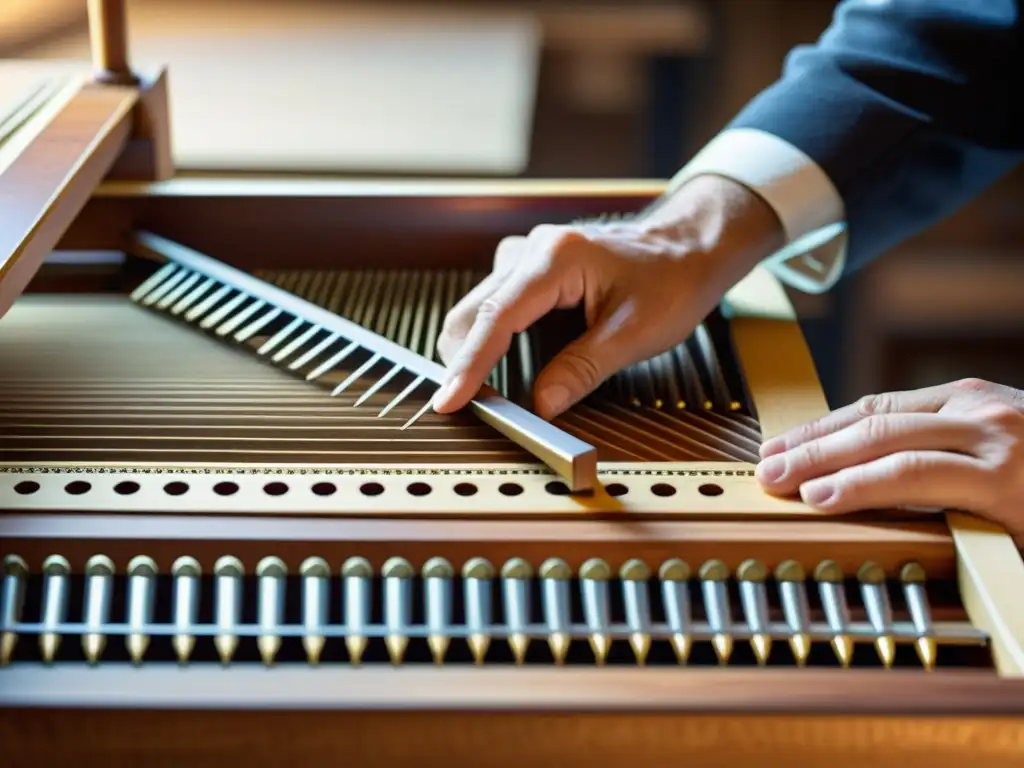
[432,174,785,420]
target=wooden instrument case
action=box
[1,1,1023,765]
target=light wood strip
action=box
[0,81,137,320]
[949,511,1024,678]
[725,266,831,440]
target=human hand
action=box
[432,175,784,419]
[756,378,1024,535]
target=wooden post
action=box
[87,0,138,85]
[83,0,174,180]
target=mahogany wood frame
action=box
[3,1,1024,761]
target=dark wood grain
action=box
[2,670,1024,766]
[56,180,663,272]
[0,513,957,575]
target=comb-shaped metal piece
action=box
[127,232,598,491]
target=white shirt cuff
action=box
[668,127,849,294]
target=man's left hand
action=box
[755,378,1024,535]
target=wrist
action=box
[638,173,786,283]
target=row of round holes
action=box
[11,479,725,499]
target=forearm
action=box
[666,0,1024,294]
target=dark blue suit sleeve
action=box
[729,0,1024,274]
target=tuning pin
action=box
[341,557,373,665]
[40,555,70,664]
[382,557,414,665]
[214,556,244,665]
[814,560,854,668]
[900,562,936,671]
[1,555,28,666]
[125,556,158,665]
[171,556,202,664]
[698,560,733,664]
[272,324,322,365]
[353,363,403,407]
[82,555,115,664]
[422,557,455,665]
[736,559,772,665]
[300,557,331,665]
[501,558,533,665]
[256,557,288,666]
[538,558,573,664]
[305,338,355,381]
[579,558,612,665]
[289,331,340,371]
[619,559,652,665]
[462,558,495,665]
[256,316,304,356]
[200,292,251,331]
[857,562,895,669]
[659,559,692,664]
[332,353,383,397]
[170,276,216,317]
[774,560,812,666]
[215,298,268,337]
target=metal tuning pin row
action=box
[0,553,963,669]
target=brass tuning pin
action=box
[501,558,533,665]
[814,560,854,668]
[1,555,28,666]
[256,556,288,666]
[736,559,772,665]
[462,558,494,665]
[40,555,70,664]
[857,561,896,669]
[619,559,652,665]
[382,557,414,665]
[774,560,812,666]
[538,558,573,665]
[900,562,937,671]
[171,556,202,664]
[126,556,158,665]
[422,557,455,665]
[82,554,115,664]
[341,557,373,665]
[658,559,692,664]
[214,556,244,665]
[698,559,733,664]
[300,557,331,665]
[579,558,612,665]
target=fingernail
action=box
[759,437,785,459]
[538,385,570,418]
[756,455,786,485]
[801,481,835,508]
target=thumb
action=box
[532,305,641,420]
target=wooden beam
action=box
[0,82,137,321]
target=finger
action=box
[759,382,960,459]
[797,450,995,515]
[532,302,646,419]
[432,266,565,413]
[436,271,504,365]
[436,237,525,366]
[755,413,984,495]
[493,235,524,274]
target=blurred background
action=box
[4,0,1023,408]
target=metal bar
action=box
[128,232,598,490]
